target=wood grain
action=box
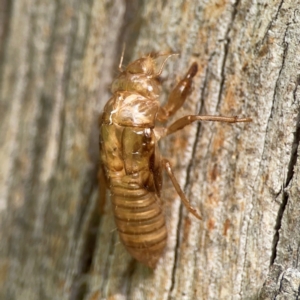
[0,0,299,299]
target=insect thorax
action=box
[102,92,160,128]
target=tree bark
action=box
[0,0,299,299]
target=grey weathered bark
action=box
[0,0,299,299]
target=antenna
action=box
[153,52,179,77]
[118,43,126,72]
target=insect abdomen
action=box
[111,185,167,269]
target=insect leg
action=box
[98,165,108,215]
[161,158,202,220]
[157,62,198,122]
[165,115,252,137]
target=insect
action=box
[99,51,251,268]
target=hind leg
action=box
[98,165,108,215]
[161,158,202,220]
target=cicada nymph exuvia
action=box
[99,51,251,268]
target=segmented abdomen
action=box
[111,185,167,268]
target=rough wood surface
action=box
[0,0,299,299]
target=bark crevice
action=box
[285,111,300,187]
[269,25,291,267]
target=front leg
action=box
[156,62,198,122]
